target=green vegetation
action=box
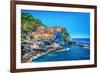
[21,13,46,41]
[61,28,71,40]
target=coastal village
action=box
[21,13,90,63]
[21,25,70,63]
[32,26,64,40]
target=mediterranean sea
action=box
[32,38,90,62]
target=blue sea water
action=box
[32,38,90,62]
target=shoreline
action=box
[29,48,69,63]
[29,49,69,63]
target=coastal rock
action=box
[22,53,31,63]
[53,31,67,47]
[32,51,37,56]
[72,41,90,49]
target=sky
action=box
[21,10,90,38]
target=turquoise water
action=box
[32,38,90,62]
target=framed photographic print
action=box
[10,1,97,73]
